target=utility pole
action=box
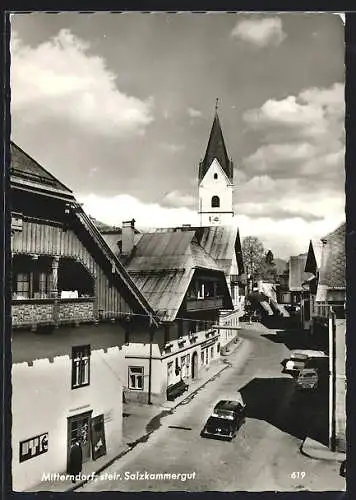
[148,313,154,405]
[329,308,336,451]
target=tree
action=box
[262,249,278,282]
[242,236,265,286]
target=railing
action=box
[12,297,96,328]
[186,296,224,311]
[312,302,346,320]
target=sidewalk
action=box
[300,437,346,463]
[28,336,244,493]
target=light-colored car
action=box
[291,349,327,359]
[296,368,318,390]
[285,353,309,374]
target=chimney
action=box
[121,219,135,255]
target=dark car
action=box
[201,400,245,441]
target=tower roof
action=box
[199,111,233,182]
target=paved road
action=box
[80,327,345,492]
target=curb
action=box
[299,438,345,463]
[65,337,244,492]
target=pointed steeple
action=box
[305,240,318,275]
[199,102,233,183]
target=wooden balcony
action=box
[12,297,96,328]
[186,296,224,311]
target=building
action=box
[198,107,234,226]
[100,222,235,404]
[312,223,346,452]
[10,142,157,491]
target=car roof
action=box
[300,368,317,374]
[214,400,240,410]
[291,350,327,358]
[290,353,308,360]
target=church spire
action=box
[199,101,233,183]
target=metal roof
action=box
[318,222,346,289]
[124,230,232,321]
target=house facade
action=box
[100,223,236,404]
[312,223,346,452]
[10,143,156,491]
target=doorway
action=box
[191,351,198,379]
[67,410,92,470]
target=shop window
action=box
[72,345,91,389]
[128,366,144,390]
[211,195,220,208]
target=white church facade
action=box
[198,109,235,226]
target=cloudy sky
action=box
[10,12,345,258]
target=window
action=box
[210,346,214,359]
[214,173,218,180]
[211,195,220,208]
[128,366,144,390]
[205,349,209,364]
[15,272,30,299]
[201,351,205,365]
[197,282,205,299]
[72,345,91,389]
[217,343,220,353]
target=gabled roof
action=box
[199,112,233,183]
[318,222,346,289]
[10,143,158,326]
[122,230,232,322]
[289,253,313,291]
[10,142,74,199]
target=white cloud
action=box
[243,82,343,137]
[242,82,345,183]
[11,29,154,137]
[158,143,185,154]
[78,193,200,229]
[187,107,202,118]
[237,213,345,259]
[163,190,195,208]
[231,17,286,48]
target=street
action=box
[79,327,345,492]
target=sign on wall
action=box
[19,432,48,463]
[91,414,107,460]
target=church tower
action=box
[198,101,234,226]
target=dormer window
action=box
[211,195,220,208]
[214,173,218,180]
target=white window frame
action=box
[128,366,144,390]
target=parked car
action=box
[201,400,245,441]
[284,353,309,375]
[296,368,319,391]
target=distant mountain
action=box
[274,257,288,275]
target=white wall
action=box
[12,347,124,491]
[199,159,234,226]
